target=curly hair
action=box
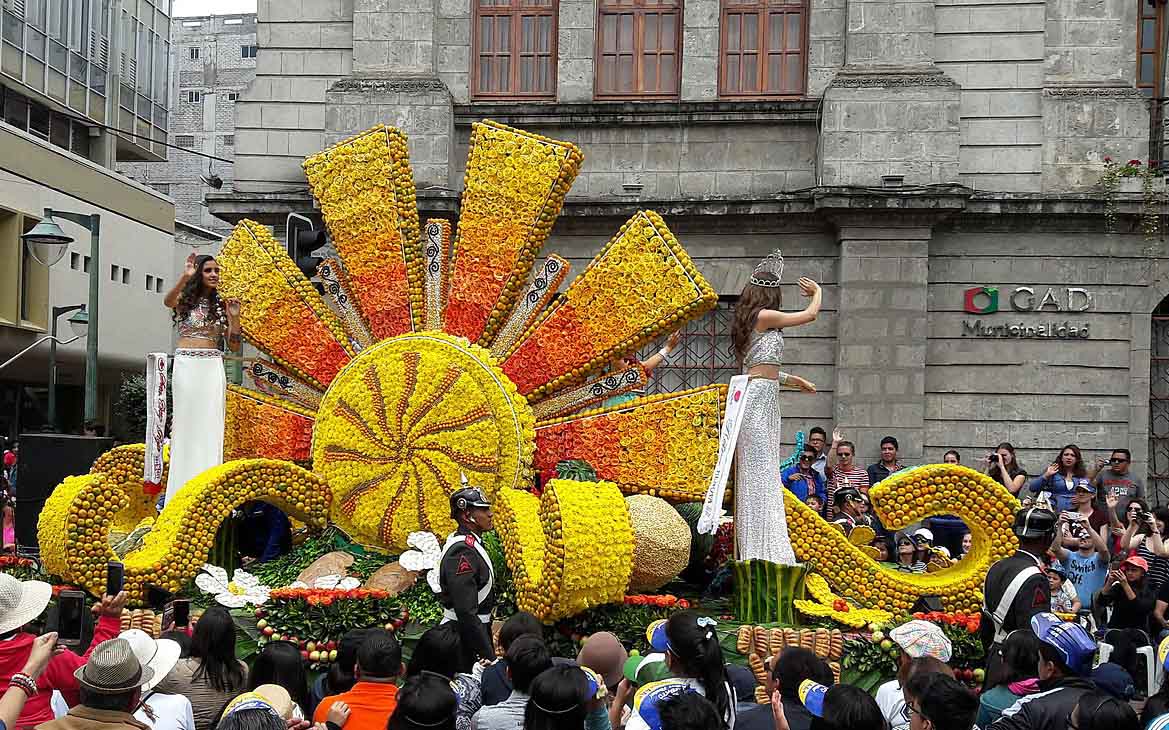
[173,255,226,326]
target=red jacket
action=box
[0,615,121,730]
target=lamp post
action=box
[47,305,88,431]
[22,208,101,425]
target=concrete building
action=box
[120,12,256,235]
[208,0,1169,502]
[0,0,178,439]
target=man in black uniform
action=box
[435,485,496,668]
[982,506,1056,674]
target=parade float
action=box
[21,121,1022,693]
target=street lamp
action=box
[47,305,87,431]
[22,208,101,425]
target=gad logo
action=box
[961,286,1094,339]
[963,286,999,314]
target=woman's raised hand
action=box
[183,252,198,278]
[225,298,241,318]
[797,277,819,297]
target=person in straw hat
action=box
[36,638,151,730]
[0,574,127,728]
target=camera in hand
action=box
[991,453,1001,463]
[106,561,124,597]
[57,590,86,647]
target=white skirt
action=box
[165,349,226,505]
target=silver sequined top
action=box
[176,298,226,343]
[742,328,784,370]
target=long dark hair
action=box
[664,611,732,728]
[406,624,467,679]
[523,666,589,730]
[173,255,225,325]
[732,274,783,365]
[388,674,457,730]
[985,629,1041,688]
[989,442,1025,479]
[1056,444,1087,478]
[190,606,245,693]
[247,641,310,714]
[324,629,367,696]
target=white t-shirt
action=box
[875,679,909,730]
[52,690,195,730]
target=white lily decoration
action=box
[195,564,271,607]
[399,531,443,592]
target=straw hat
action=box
[119,629,181,693]
[74,638,154,694]
[0,573,53,635]
[221,685,295,721]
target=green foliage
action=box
[674,502,715,576]
[113,373,149,441]
[555,460,597,482]
[397,582,444,626]
[483,530,516,616]
[542,602,683,658]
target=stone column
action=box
[558,0,596,101]
[1041,0,1148,191]
[819,0,960,186]
[326,0,455,188]
[823,195,966,463]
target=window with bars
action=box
[241,44,257,58]
[1139,1,1164,98]
[472,0,557,98]
[640,299,738,394]
[188,45,199,60]
[595,0,681,98]
[184,90,200,103]
[175,134,194,146]
[719,0,806,97]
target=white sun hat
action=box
[0,572,53,635]
[119,628,182,692]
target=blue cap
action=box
[1090,663,1135,701]
[647,619,670,653]
[631,680,696,730]
[798,680,828,718]
[1030,612,1097,675]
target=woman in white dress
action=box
[163,254,241,505]
[729,250,821,564]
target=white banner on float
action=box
[144,352,168,490]
[697,374,750,535]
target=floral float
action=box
[89,444,169,534]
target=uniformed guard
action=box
[435,483,496,666]
[981,506,1056,666]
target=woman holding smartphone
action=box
[985,442,1027,495]
[1122,506,1169,593]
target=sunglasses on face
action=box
[837,452,852,458]
[1110,458,1129,464]
[800,454,814,461]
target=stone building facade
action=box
[121,13,256,235]
[208,0,1169,501]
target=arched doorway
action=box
[1153,296,1169,504]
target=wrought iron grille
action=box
[1153,305,1169,506]
[640,298,739,394]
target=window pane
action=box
[644,13,658,49]
[479,17,493,50]
[785,12,801,50]
[784,52,802,91]
[1144,19,1156,50]
[619,13,633,51]
[498,15,510,50]
[742,52,757,89]
[521,14,533,49]
[1142,53,1155,84]
[538,15,551,52]
[767,12,782,51]
[725,55,739,92]
[619,54,634,91]
[660,52,676,90]
[766,54,780,91]
[727,14,740,52]
[643,53,658,90]
[661,13,675,49]
[520,56,533,90]
[743,13,758,51]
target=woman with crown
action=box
[730,250,822,564]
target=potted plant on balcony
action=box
[1099,157,1166,239]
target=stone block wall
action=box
[925,227,1156,468]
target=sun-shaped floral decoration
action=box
[215,120,725,559]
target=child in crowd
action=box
[1048,567,1082,614]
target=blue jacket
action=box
[780,465,826,505]
[1028,473,1091,513]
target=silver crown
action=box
[749,249,784,287]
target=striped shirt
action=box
[826,466,869,516]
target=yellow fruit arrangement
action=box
[38,460,331,602]
[88,444,169,535]
[786,464,1019,614]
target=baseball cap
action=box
[1030,612,1097,675]
[798,679,829,717]
[1122,555,1150,573]
[1090,663,1135,701]
[889,620,952,663]
[912,529,934,544]
[623,652,672,685]
[1073,483,1097,494]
